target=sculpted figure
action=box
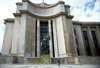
[41,35,50,54]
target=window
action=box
[91,31,100,56]
[75,39,78,45]
[83,31,91,56]
[77,48,80,55]
[74,30,76,36]
[40,22,49,54]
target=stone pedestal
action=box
[41,54,51,64]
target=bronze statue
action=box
[40,35,50,54]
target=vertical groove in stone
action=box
[37,19,40,57]
[51,20,55,57]
[35,20,37,57]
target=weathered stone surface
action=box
[55,16,66,57]
[51,58,65,64]
[11,17,21,55]
[1,0,100,65]
[24,58,41,64]
[79,56,100,64]
[1,23,14,55]
[0,55,13,64]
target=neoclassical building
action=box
[0,0,100,64]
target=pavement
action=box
[0,64,100,68]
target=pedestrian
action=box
[58,59,60,66]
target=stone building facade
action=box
[0,0,100,64]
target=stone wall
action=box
[0,55,13,64]
[24,58,41,64]
[0,56,100,64]
[13,56,24,64]
[51,58,65,64]
[79,56,100,64]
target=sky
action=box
[0,0,100,53]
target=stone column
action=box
[37,19,40,57]
[31,18,36,57]
[11,17,20,55]
[52,19,58,57]
[56,16,67,57]
[87,26,96,56]
[66,18,77,56]
[18,14,27,56]
[75,25,86,56]
[96,26,100,50]
[62,16,71,57]
[48,20,53,57]
[1,23,14,55]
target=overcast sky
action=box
[0,0,100,53]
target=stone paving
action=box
[0,64,100,68]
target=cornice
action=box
[16,2,23,5]
[81,22,100,26]
[4,18,15,24]
[66,15,74,19]
[22,0,65,8]
[65,5,70,8]
[72,21,82,25]
[73,21,100,26]
[13,13,21,17]
[13,10,69,19]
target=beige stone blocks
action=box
[11,17,20,55]
[37,19,40,57]
[1,23,14,55]
[18,14,27,56]
[75,25,86,56]
[56,16,66,57]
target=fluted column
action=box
[48,20,53,57]
[87,26,96,56]
[37,19,40,57]
[96,26,100,50]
